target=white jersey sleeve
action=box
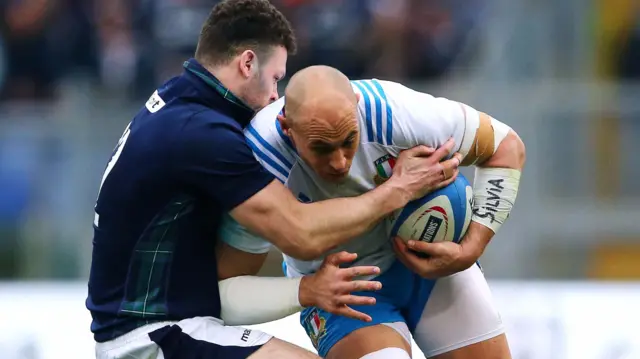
[219,97,294,254]
[354,79,482,161]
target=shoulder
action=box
[350,79,396,146]
[351,79,433,148]
[247,97,286,134]
[244,98,297,181]
[245,98,290,151]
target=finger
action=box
[395,238,432,270]
[442,164,455,182]
[338,280,382,293]
[334,306,372,322]
[403,145,436,158]
[431,138,456,161]
[341,265,380,279]
[337,294,377,307]
[440,155,461,178]
[452,152,464,165]
[326,251,358,267]
[433,168,459,190]
[392,238,413,265]
[407,240,450,256]
[393,237,410,252]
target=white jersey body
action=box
[222,79,483,277]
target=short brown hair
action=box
[195,0,296,65]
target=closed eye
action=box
[312,145,335,155]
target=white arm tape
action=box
[219,276,303,326]
[471,167,521,233]
[490,117,511,149]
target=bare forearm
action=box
[231,180,409,260]
[290,182,407,258]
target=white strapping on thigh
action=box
[383,321,412,346]
[360,347,411,359]
[413,265,505,357]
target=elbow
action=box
[511,130,526,170]
[482,130,526,171]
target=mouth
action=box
[327,170,349,179]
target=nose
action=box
[270,88,279,102]
[329,150,347,173]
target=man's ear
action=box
[277,114,291,135]
[238,50,258,79]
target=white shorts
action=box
[411,263,505,357]
[95,317,272,359]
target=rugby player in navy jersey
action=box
[86,1,462,358]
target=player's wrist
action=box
[459,222,493,264]
[377,180,411,212]
[298,275,315,308]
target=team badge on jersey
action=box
[303,309,327,349]
[373,154,396,186]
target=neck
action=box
[203,61,244,97]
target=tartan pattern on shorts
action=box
[119,195,195,319]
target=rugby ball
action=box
[390,174,473,244]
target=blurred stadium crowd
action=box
[0,0,490,103]
[1,0,640,280]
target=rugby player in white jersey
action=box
[220,65,525,359]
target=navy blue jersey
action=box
[86,59,274,342]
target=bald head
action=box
[283,65,357,129]
[279,66,360,182]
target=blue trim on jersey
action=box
[371,79,393,145]
[245,137,289,180]
[246,125,293,170]
[275,117,297,153]
[352,81,374,142]
[360,81,384,145]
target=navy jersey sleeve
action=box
[174,111,275,210]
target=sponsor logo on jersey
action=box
[145,90,166,113]
[303,309,327,349]
[373,154,396,186]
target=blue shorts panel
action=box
[299,260,437,357]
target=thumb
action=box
[326,251,358,266]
